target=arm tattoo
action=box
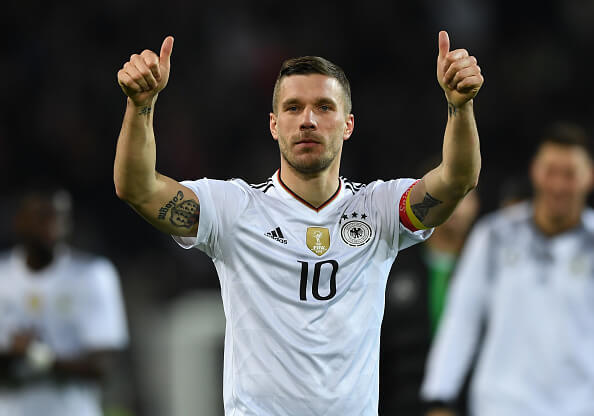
[447,102,457,118]
[138,106,152,116]
[411,192,442,222]
[157,190,200,228]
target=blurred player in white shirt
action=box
[422,123,594,416]
[0,189,129,416]
[114,31,483,415]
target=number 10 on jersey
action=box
[298,260,339,301]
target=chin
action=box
[286,154,333,174]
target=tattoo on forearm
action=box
[447,103,457,118]
[411,192,442,222]
[138,106,152,116]
[157,190,200,228]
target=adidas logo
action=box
[265,227,288,244]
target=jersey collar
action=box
[272,170,345,212]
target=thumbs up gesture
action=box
[437,31,483,107]
[117,36,174,107]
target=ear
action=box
[269,112,279,141]
[529,156,539,185]
[343,114,354,141]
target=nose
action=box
[300,107,317,130]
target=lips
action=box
[296,138,319,144]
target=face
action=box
[14,192,72,251]
[531,143,593,220]
[270,74,354,174]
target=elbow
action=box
[441,164,481,199]
[114,183,127,201]
[114,182,132,203]
[114,180,137,204]
[445,175,479,200]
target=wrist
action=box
[446,99,473,117]
[127,95,158,109]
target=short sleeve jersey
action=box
[0,246,129,416]
[173,171,432,416]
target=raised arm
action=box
[114,36,199,237]
[407,31,483,228]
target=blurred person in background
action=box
[421,122,594,416]
[380,187,479,414]
[0,188,129,416]
[114,31,483,415]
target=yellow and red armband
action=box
[399,180,430,232]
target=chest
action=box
[218,199,394,307]
[0,275,81,326]
[490,233,594,308]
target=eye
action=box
[320,105,330,111]
[287,106,298,112]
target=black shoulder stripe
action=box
[341,177,365,190]
[261,184,275,194]
[250,178,273,189]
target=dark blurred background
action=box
[1,0,593,414]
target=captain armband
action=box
[399,180,431,232]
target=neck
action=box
[24,244,55,272]
[279,158,341,209]
[533,200,582,237]
[426,227,467,255]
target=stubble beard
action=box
[278,132,342,174]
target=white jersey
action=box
[174,171,433,415]
[421,202,594,416]
[0,246,129,416]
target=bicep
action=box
[408,167,465,228]
[129,172,200,237]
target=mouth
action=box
[295,138,320,144]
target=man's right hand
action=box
[117,36,174,107]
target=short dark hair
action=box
[538,122,593,160]
[272,56,352,114]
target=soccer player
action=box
[114,31,483,415]
[0,189,129,416]
[421,123,594,416]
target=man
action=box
[114,31,483,415]
[0,189,129,416]
[380,189,479,414]
[421,123,594,416]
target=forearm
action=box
[114,97,161,206]
[430,100,481,201]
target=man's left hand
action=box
[436,31,484,107]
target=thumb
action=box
[438,30,449,58]
[160,36,174,67]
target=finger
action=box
[456,74,484,92]
[439,47,468,80]
[124,61,150,91]
[438,30,449,59]
[141,49,161,81]
[118,70,143,93]
[450,65,481,89]
[160,36,174,67]
[443,56,478,86]
[130,55,158,89]
[446,48,469,62]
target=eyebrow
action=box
[281,97,339,107]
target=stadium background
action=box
[1,0,593,414]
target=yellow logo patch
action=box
[27,293,42,313]
[307,227,330,256]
